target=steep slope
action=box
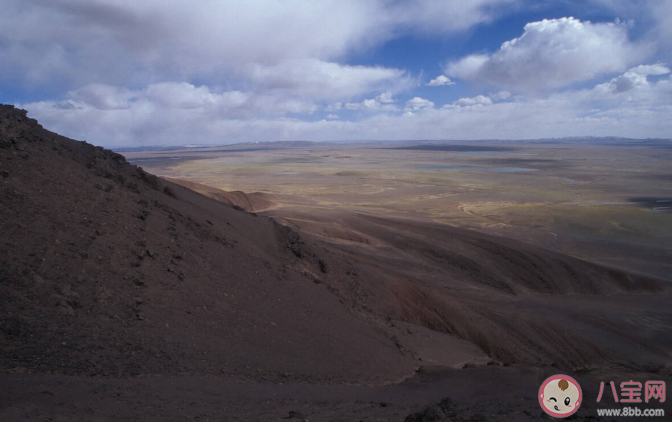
[265,206,671,371]
[0,105,414,382]
[163,177,275,212]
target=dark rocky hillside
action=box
[0,105,414,382]
[1,104,670,421]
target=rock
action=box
[93,284,112,303]
[54,295,75,316]
[437,397,457,417]
[163,186,177,198]
[404,404,447,422]
[282,410,306,419]
[404,397,457,422]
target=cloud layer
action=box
[3,1,672,146]
[22,65,671,146]
[1,0,515,92]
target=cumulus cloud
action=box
[491,90,512,100]
[0,0,516,94]
[452,95,493,107]
[345,99,382,111]
[5,1,671,147]
[326,102,343,112]
[344,94,399,112]
[447,17,648,92]
[427,75,455,86]
[248,59,412,100]
[628,63,671,76]
[376,92,396,103]
[0,1,383,88]
[590,0,672,55]
[48,82,318,119]
[143,83,225,109]
[20,68,672,147]
[590,63,672,101]
[405,97,435,112]
[23,89,671,147]
[67,84,135,110]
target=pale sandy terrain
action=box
[125,139,672,280]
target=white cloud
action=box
[344,95,399,112]
[628,63,671,76]
[6,2,671,147]
[452,95,493,107]
[247,59,413,100]
[0,0,515,94]
[589,0,672,56]
[46,82,318,119]
[0,1,385,89]
[447,17,648,92]
[390,0,518,33]
[345,99,381,111]
[21,69,672,147]
[405,97,435,112]
[427,75,455,86]
[491,90,512,100]
[590,64,672,102]
[376,92,396,103]
[326,102,343,112]
[66,84,135,110]
[144,82,228,109]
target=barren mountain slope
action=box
[163,177,276,212]
[264,205,671,371]
[2,105,671,421]
[0,105,415,383]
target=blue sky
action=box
[1,0,671,147]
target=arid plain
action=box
[125,139,672,281]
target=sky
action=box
[2,0,671,147]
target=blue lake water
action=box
[450,152,534,156]
[128,156,188,163]
[415,165,473,170]
[415,165,536,172]
[489,167,537,172]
